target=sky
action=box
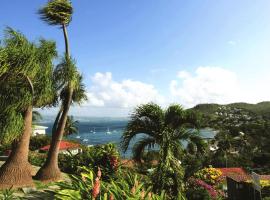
[1,0,270,117]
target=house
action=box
[32,125,48,136]
[216,168,270,199]
[39,141,82,155]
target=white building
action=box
[32,125,48,136]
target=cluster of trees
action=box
[0,0,87,188]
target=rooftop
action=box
[40,141,80,151]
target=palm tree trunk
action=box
[62,24,70,57]
[35,24,73,182]
[0,106,34,189]
[35,88,73,181]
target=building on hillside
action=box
[39,141,82,155]
[32,125,48,136]
[216,167,270,199]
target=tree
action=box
[0,28,57,188]
[121,103,202,198]
[32,110,42,124]
[35,0,83,181]
[64,115,79,135]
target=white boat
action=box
[90,127,96,134]
[82,139,88,142]
[75,135,81,139]
[106,128,112,134]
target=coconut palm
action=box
[35,0,80,181]
[64,116,79,135]
[121,103,202,198]
[121,103,202,161]
[0,28,57,188]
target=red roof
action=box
[40,141,80,151]
[217,168,270,182]
[217,168,250,182]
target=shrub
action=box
[29,135,51,151]
[194,167,222,185]
[186,178,221,200]
[58,143,120,180]
[55,166,167,200]
[29,151,46,166]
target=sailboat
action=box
[106,127,112,134]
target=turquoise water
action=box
[39,117,215,158]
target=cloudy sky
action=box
[1,0,270,117]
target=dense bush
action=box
[29,135,51,151]
[58,143,120,180]
[29,151,46,166]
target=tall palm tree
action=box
[0,28,57,188]
[35,0,79,181]
[121,103,202,198]
[64,115,79,135]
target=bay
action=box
[39,117,216,158]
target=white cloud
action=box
[170,66,242,107]
[86,72,164,108]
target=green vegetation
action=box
[0,28,57,188]
[121,103,204,198]
[0,0,270,199]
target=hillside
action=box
[192,101,270,118]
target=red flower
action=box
[92,177,100,199]
[97,167,102,179]
[109,194,114,200]
[109,156,118,170]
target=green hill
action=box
[191,101,270,118]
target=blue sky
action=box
[1,0,270,116]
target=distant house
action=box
[32,125,48,136]
[39,141,82,155]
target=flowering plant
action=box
[55,167,167,200]
[194,167,222,185]
[186,178,224,200]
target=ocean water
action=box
[39,117,216,158]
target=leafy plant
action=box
[0,189,17,200]
[55,167,167,200]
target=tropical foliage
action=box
[64,116,79,135]
[55,166,167,200]
[121,103,203,198]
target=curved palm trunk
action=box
[35,88,73,181]
[0,106,33,189]
[35,23,73,181]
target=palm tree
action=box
[64,116,79,135]
[0,28,57,188]
[121,103,202,197]
[35,0,80,181]
[121,103,202,161]
[32,110,42,123]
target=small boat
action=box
[90,127,96,134]
[75,135,81,139]
[82,139,89,142]
[106,128,112,134]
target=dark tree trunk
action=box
[35,88,73,181]
[0,106,33,189]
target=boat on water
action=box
[106,128,112,134]
[75,135,81,139]
[82,139,89,142]
[90,127,96,134]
